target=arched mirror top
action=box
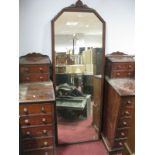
[51,0,106,83]
[52,0,106,23]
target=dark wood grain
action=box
[101,78,135,153]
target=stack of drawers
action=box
[19,53,51,83]
[105,54,135,78]
[19,82,56,155]
[102,52,135,154]
[102,78,135,154]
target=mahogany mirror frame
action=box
[51,0,106,144]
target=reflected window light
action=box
[66,22,78,26]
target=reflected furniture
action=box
[92,48,103,75]
[19,81,56,155]
[93,75,103,132]
[19,53,51,83]
[56,95,91,118]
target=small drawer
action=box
[21,125,54,138]
[121,97,135,108]
[118,118,132,128]
[119,108,133,118]
[113,138,127,149]
[20,114,53,126]
[20,73,49,82]
[20,65,49,74]
[23,147,54,155]
[115,129,128,138]
[112,63,135,71]
[19,103,54,116]
[23,137,54,150]
[111,70,134,78]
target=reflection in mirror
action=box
[54,11,103,144]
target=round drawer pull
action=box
[128,72,131,75]
[42,129,48,134]
[39,67,43,71]
[121,132,125,136]
[122,121,127,126]
[116,72,120,76]
[128,65,132,69]
[41,107,45,113]
[26,131,31,136]
[32,95,36,98]
[26,77,30,80]
[124,111,130,116]
[23,108,28,113]
[24,119,29,125]
[43,141,48,146]
[127,100,132,105]
[119,142,123,146]
[40,76,43,80]
[42,118,46,123]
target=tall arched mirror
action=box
[51,0,105,144]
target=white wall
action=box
[19,0,135,60]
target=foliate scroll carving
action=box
[110,51,128,55]
[69,0,89,9]
[20,52,49,62]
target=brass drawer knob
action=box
[39,67,43,71]
[116,72,120,76]
[26,131,31,136]
[124,111,130,116]
[122,121,127,126]
[128,65,132,69]
[121,132,125,136]
[42,118,46,123]
[43,141,48,146]
[119,142,123,146]
[40,76,43,80]
[23,108,28,114]
[42,129,48,134]
[41,106,45,113]
[127,100,132,105]
[26,77,30,80]
[24,119,29,125]
[32,95,36,98]
[128,72,131,76]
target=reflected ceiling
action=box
[55,12,102,35]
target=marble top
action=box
[107,55,135,63]
[106,76,135,96]
[19,81,55,103]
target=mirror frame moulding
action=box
[51,0,106,145]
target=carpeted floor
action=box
[57,140,109,155]
[58,115,98,143]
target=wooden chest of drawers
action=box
[19,53,51,83]
[19,81,56,155]
[105,53,135,78]
[102,77,135,154]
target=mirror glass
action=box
[54,11,103,144]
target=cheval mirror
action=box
[51,0,105,144]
